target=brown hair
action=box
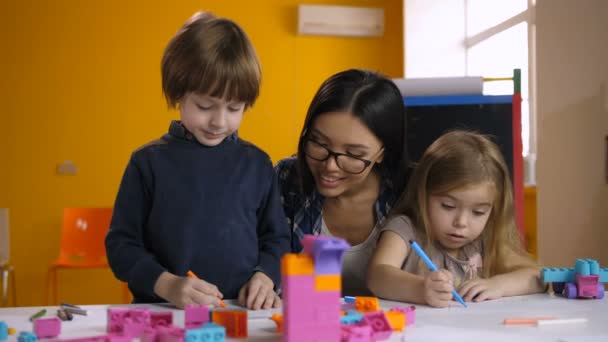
[161,11,261,108]
[392,130,531,277]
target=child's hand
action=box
[459,278,503,302]
[238,271,281,310]
[423,269,455,308]
[154,272,223,309]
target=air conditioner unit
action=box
[298,4,384,37]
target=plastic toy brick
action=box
[542,259,608,283]
[270,313,283,333]
[541,267,576,283]
[107,308,129,333]
[340,311,363,325]
[310,237,350,275]
[340,325,372,342]
[185,322,226,342]
[281,253,314,276]
[389,306,416,325]
[158,326,185,342]
[17,332,37,342]
[33,317,61,338]
[384,311,405,331]
[106,307,151,335]
[0,321,7,341]
[211,310,247,338]
[281,272,341,341]
[7,328,15,336]
[185,304,209,330]
[361,311,392,340]
[344,296,356,303]
[354,297,380,313]
[151,311,173,327]
[128,308,151,325]
[106,335,133,342]
[315,274,341,291]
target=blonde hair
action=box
[392,130,529,277]
[161,11,261,108]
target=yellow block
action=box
[385,311,406,331]
[281,253,314,276]
[355,296,380,312]
[314,274,341,291]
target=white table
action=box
[1,294,607,341]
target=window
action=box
[405,0,536,160]
[465,0,534,157]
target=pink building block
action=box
[151,312,173,328]
[341,325,373,342]
[282,274,341,342]
[33,317,61,338]
[141,327,158,342]
[107,334,133,342]
[57,335,110,342]
[185,304,209,330]
[107,308,130,334]
[158,327,184,342]
[389,306,416,325]
[360,312,392,341]
[107,307,151,335]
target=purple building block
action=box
[185,304,209,330]
[33,317,61,338]
[301,235,350,275]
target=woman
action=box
[275,69,409,295]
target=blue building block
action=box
[344,296,356,304]
[0,321,8,341]
[541,267,576,283]
[185,322,226,342]
[340,311,363,325]
[311,237,350,274]
[17,332,37,342]
[542,259,608,283]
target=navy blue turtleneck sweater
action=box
[105,121,290,303]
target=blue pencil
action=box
[409,240,467,308]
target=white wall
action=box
[536,0,608,266]
[404,0,465,77]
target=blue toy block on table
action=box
[185,322,226,342]
[0,321,8,341]
[17,331,37,342]
[541,259,608,299]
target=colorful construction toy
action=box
[541,258,608,299]
[280,234,417,342]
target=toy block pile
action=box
[3,304,250,342]
[279,234,416,342]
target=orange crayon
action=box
[504,317,556,325]
[187,270,227,308]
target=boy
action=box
[105,11,289,310]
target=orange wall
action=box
[0,0,403,306]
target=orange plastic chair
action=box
[46,208,130,304]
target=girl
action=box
[367,130,544,307]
